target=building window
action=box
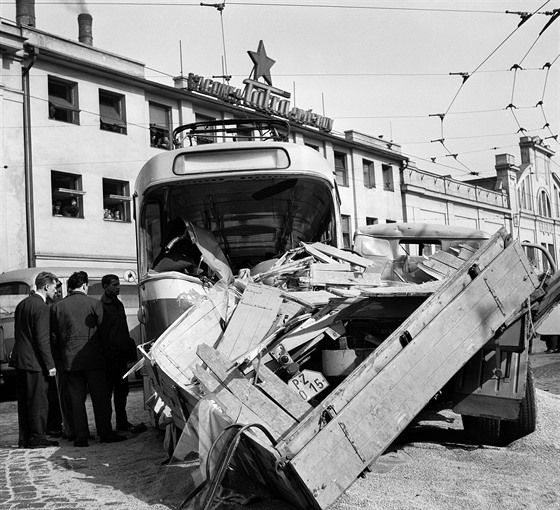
[386,219,396,223]
[382,164,394,191]
[103,179,131,222]
[538,190,552,217]
[334,152,348,187]
[51,171,85,218]
[305,143,320,152]
[518,179,532,211]
[363,159,375,188]
[99,89,127,134]
[149,102,171,149]
[366,217,378,225]
[341,214,352,248]
[541,243,555,273]
[48,76,79,124]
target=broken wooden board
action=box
[281,290,337,307]
[278,237,539,509]
[216,283,283,361]
[303,242,374,268]
[300,243,339,264]
[307,263,381,287]
[197,343,301,439]
[252,362,312,421]
[149,292,228,388]
[279,298,356,352]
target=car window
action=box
[0,282,31,315]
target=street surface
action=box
[0,339,559,510]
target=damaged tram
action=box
[135,119,342,343]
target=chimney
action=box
[16,0,36,27]
[78,13,93,46]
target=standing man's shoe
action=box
[73,438,90,447]
[28,438,59,448]
[117,422,147,434]
[99,433,127,443]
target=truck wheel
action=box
[499,366,537,446]
[461,414,501,446]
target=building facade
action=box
[1,7,558,275]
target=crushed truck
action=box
[131,119,560,509]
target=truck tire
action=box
[461,414,501,446]
[462,365,537,447]
[499,366,537,446]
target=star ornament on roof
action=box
[248,40,276,86]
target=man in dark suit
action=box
[9,271,59,448]
[51,271,126,447]
[98,274,146,434]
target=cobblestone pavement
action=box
[0,341,558,510]
[0,384,288,510]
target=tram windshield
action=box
[140,175,336,278]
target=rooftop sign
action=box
[179,40,334,133]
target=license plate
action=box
[288,370,329,401]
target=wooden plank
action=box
[279,298,355,352]
[308,267,381,287]
[429,250,463,269]
[191,364,289,446]
[276,233,534,454]
[282,290,337,307]
[253,257,314,282]
[305,242,374,268]
[291,321,346,362]
[264,300,307,338]
[196,344,297,438]
[286,241,539,509]
[457,244,477,260]
[300,243,339,264]
[416,260,449,279]
[149,294,227,386]
[310,262,352,272]
[252,363,312,421]
[419,258,456,277]
[217,283,283,361]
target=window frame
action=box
[334,151,349,187]
[538,190,552,218]
[363,159,375,189]
[51,170,85,218]
[99,89,127,134]
[48,76,80,124]
[149,102,172,150]
[382,164,394,191]
[341,214,352,248]
[102,178,132,222]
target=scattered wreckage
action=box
[136,226,558,510]
[130,120,560,509]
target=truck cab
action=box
[353,223,491,283]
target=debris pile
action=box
[141,230,545,510]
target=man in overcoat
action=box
[9,271,59,448]
[50,271,126,447]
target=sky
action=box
[1,0,559,180]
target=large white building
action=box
[1,3,558,274]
